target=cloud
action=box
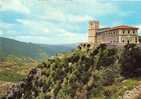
[68,15,93,23]
[41,11,93,24]
[11,31,86,44]
[16,18,83,37]
[38,0,119,25]
[6,17,87,44]
[0,21,16,36]
[45,0,118,16]
[136,25,141,35]
[17,18,85,37]
[16,19,50,35]
[0,30,3,35]
[0,0,30,14]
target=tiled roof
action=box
[97,25,138,33]
[112,25,138,30]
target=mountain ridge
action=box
[0,37,78,59]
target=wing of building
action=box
[88,20,139,47]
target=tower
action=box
[88,20,99,45]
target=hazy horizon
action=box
[0,36,81,45]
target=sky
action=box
[0,0,141,44]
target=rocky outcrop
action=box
[123,83,141,99]
[0,81,14,96]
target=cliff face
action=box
[1,44,141,99]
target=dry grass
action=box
[0,81,14,96]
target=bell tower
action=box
[88,20,99,45]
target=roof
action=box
[97,25,138,33]
[112,25,138,30]
[98,28,111,31]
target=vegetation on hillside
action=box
[121,44,141,77]
[1,44,141,99]
[0,55,39,95]
[0,37,76,59]
[0,55,38,81]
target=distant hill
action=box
[0,37,78,59]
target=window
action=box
[133,30,135,34]
[136,40,137,43]
[123,30,125,34]
[90,22,93,25]
[135,37,137,42]
[127,40,129,44]
[116,31,118,35]
[128,30,130,34]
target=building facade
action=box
[88,20,139,47]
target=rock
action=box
[123,84,141,99]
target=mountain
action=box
[2,44,141,99]
[0,37,78,59]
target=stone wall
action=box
[119,29,139,44]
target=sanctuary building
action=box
[88,20,139,47]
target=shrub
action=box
[121,44,141,77]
